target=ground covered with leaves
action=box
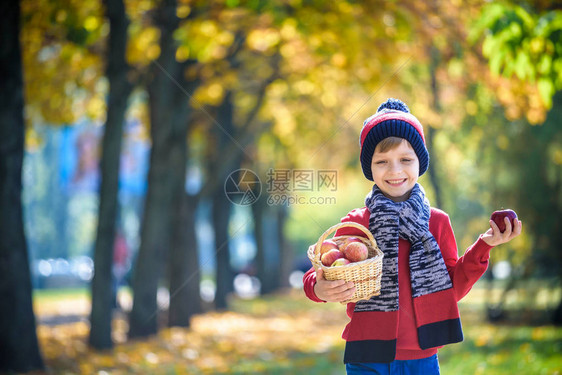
[31,288,562,374]
[34,290,347,374]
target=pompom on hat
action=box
[360,98,429,180]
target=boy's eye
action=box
[401,158,412,163]
[374,160,386,165]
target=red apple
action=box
[331,258,351,267]
[321,249,344,266]
[491,209,518,233]
[343,242,369,262]
[319,239,339,256]
[339,237,363,252]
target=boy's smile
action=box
[386,178,408,186]
[370,139,419,202]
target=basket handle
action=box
[314,222,376,263]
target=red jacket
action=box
[303,206,492,360]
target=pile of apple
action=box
[319,237,369,267]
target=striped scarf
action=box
[361,183,452,311]
[344,183,463,363]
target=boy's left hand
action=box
[482,217,522,246]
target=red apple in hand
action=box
[331,258,351,267]
[319,239,339,256]
[343,242,369,262]
[491,209,518,233]
[321,249,344,266]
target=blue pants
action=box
[345,354,440,375]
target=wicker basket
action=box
[308,222,384,304]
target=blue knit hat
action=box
[359,98,429,180]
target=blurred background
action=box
[1,0,561,374]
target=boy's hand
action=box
[482,216,522,247]
[314,268,356,303]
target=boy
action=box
[303,98,522,374]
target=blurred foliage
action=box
[20,0,562,293]
[21,0,105,125]
[470,2,562,122]
[32,288,562,374]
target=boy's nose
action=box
[389,161,401,173]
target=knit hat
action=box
[359,98,429,180]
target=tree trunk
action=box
[128,90,172,337]
[0,0,44,371]
[553,297,562,325]
[166,73,200,327]
[277,204,292,289]
[427,46,444,209]
[211,91,238,310]
[252,195,266,291]
[89,0,132,350]
[212,187,234,310]
[128,133,171,337]
[253,197,280,294]
[129,0,180,338]
[168,193,202,326]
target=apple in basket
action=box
[490,209,518,233]
[339,237,363,252]
[343,242,369,262]
[319,239,339,256]
[321,249,344,266]
[331,258,351,267]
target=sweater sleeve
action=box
[302,207,371,303]
[431,209,493,301]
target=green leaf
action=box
[489,48,506,76]
[513,5,535,30]
[482,36,496,58]
[537,78,554,108]
[538,54,552,75]
[226,0,240,8]
[514,49,531,80]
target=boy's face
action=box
[370,139,419,202]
